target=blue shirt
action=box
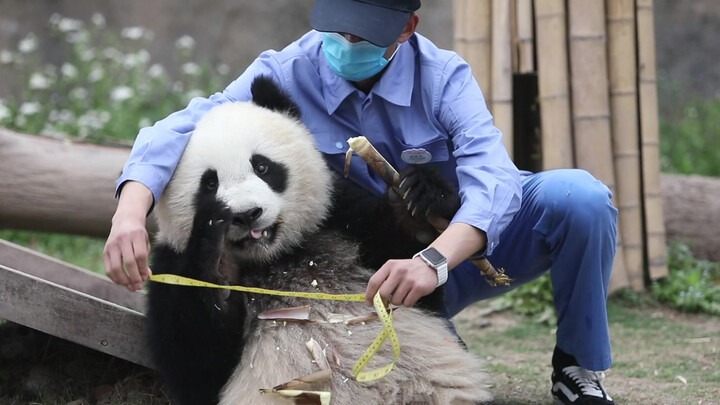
[117,31,522,256]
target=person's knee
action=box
[542,169,617,227]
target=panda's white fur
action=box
[155,102,332,261]
[148,77,492,404]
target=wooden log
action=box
[453,0,493,96]
[662,173,720,263]
[534,0,574,170]
[0,128,129,237]
[607,0,643,291]
[568,0,631,290]
[637,0,669,280]
[0,239,146,312]
[515,0,535,74]
[492,0,515,158]
[0,263,152,368]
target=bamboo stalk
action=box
[492,0,514,158]
[534,0,573,169]
[637,0,668,280]
[607,0,641,291]
[453,0,492,94]
[515,0,535,74]
[568,0,629,290]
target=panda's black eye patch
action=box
[251,154,287,193]
[200,169,219,192]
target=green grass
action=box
[0,230,106,274]
[455,296,720,404]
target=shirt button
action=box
[335,141,343,150]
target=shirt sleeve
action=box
[436,55,522,256]
[115,51,285,206]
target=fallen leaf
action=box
[259,389,331,405]
[676,375,688,385]
[272,369,332,391]
[259,306,312,322]
[306,338,331,370]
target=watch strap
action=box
[413,248,449,287]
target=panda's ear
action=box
[250,76,301,119]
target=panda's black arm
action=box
[146,174,246,405]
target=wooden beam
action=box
[637,0,669,280]
[0,239,146,312]
[0,264,153,369]
[534,0,574,170]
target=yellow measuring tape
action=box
[149,273,400,382]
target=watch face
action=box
[422,247,446,266]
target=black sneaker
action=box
[551,365,615,404]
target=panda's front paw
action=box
[192,169,232,237]
[395,165,460,221]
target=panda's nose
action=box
[233,207,263,227]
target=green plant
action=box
[0,14,231,274]
[491,274,557,325]
[659,82,720,177]
[0,13,230,143]
[651,242,720,316]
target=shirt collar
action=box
[320,36,416,115]
[370,42,414,107]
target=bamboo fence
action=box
[452,0,668,291]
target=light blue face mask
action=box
[321,32,400,82]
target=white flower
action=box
[61,63,78,78]
[66,30,90,44]
[18,33,38,54]
[0,50,13,64]
[138,117,152,128]
[79,48,95,62]
[91,13,106,28]
[49,13,63,27]
[70,87,88,100]
[110,86,135,102]
[88,65,104,82]
[58,18,83,33]
[48,109,75,124]
[102,47,124,63]
[217,63,230,75]
[19,102,42,116]
[29,72,51,89]
[41,124,68,138]
[175,35,195,50]
[77,110,111,136]
[0,100,11,122]
[185,89,204,100]
[121,26,146,40]
[147,63,165,78]
[181,62,200,76]
[122,50,150,70]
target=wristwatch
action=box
[413,247,449,287]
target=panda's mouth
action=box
[228,222,280,246]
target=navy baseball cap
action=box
[311,0,421,47]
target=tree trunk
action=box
[0,128,129,238]
[1,129,718,265]
[661,173,720,262]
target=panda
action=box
[146,76,492,405]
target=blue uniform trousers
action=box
[444,169,617,371]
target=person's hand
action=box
[365,257,438,307]
[104,182,153,292]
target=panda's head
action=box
[154,76,333,262]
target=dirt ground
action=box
[1,295,719,404]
